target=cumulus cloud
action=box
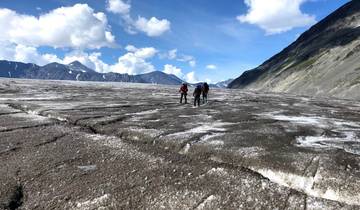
[0,41,158,75]
[106,0,130,15]
[0,4,115,49]
[163,64,183,78]
[237,0,316,34]
[62,51,110,73]
[124,45,158,59]
[61,46,157,75]
[206,64,217,70]
[185,71,199,84]
[106,0,170,37]
[109,45,157,75]
[0,41,61,65]
[134,16,171,37]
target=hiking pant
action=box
[180,93,187,104]
[194,95,201,106]
[202,93,208,104]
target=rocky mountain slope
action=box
[229,1,360,99]
[0,60,184,85]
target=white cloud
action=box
[0,41,158,75]
[159,49,177,60]
[62,46,157,75]
[237,0,316,34]
[62,51,110,73]
[206,64,217,70]
[185,71,199,84]
[177,54,196,67]
[0,4,115,49]
[163,64,183,78]
[160,49,196,67]
[109,45,157,75]
[125,45,158,59]
[106,1,170,37]
[134,16,171,37]
[189,60,196,68]
[106,0,130,15]
[0,41,61,65]
[168,49,178,60]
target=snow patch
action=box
[76,74,81,81]
[199,133,224,143]
[129,109,159,116]
[128,127,163,138]
[13,112,49,122]
[75,194,110,210]
[168,122,233,138]
[0,96,61,101]
[296,132,360,155]
[196,195,217,209]
[46,114,68,122]
[77,165,97,172]
[206,140,224,146]
[253,168,360,206]
[207,167,228,176]
[260,112,360,129]
[179,143,191,154]
[263,113,323,125]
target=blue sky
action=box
[0,0,350,83]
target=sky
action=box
[0,0,350,83]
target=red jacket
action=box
[179,85,188,93]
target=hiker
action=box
[193,84,202,107]
[202,82,209,104]
[179,83,188,104]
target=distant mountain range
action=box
[0,60,184,85]
[0,60,232,88]
[229,1,360,99]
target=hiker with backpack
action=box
[202,82,209,104]
[179,83,188,104]
[193,84,202,107]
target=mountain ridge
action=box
[229,1,360,99]
[0,60,185,86]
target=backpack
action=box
[203,83,209,93]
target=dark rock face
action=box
[68,61,95,73]
[138,71,184,85]
[0,60,184,85]
[229,1,360,99]
[0,61,39,78]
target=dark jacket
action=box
[193,85,202,97]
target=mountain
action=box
[0,61,39,78]
[229,1,360,99]
[0,60,184,85]
[68,61,95,73]
[214,79,234,88]
[138,71,184,85]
